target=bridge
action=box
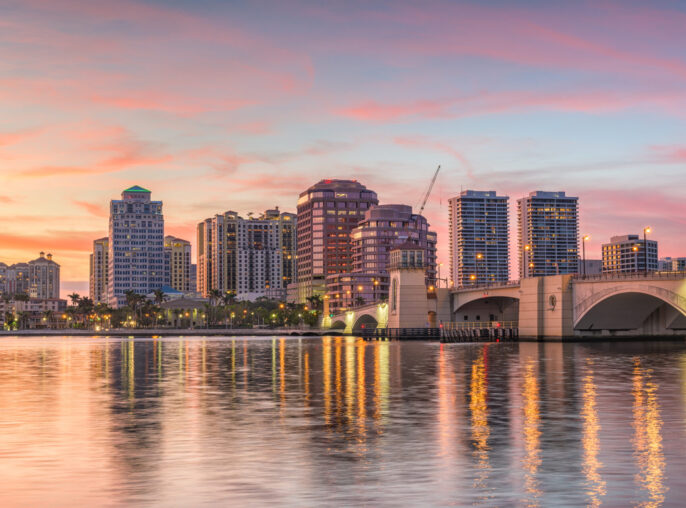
[324,271,686,340]
[322,301,389,335]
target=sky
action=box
[1,0,685,296]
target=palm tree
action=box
[153,288,167,305]
[124,290,144,326]
[68,292,80,307]
[77,297,94,328]
[42,310,54,329]
[306,295,323,310]
[208,289,223,326]
[355,296,365,307]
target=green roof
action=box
[123,185,151,193]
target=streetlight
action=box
[643,227,651,273]
[476,253,483,285]
[523,245,531,279]
[582,235,590,277]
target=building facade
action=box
[582,259,603,276]
[518,191,579,278]
[1,263,24,296]
[197,209,296,301]
[89,237,109,304]
[325,204,436,312]
[164,236,192,292]
[658,257,686,272]
[0,262,29,297]
[0,297,67,329]
[28,252,60,299]
[108,186,165,308]
[295,179,378,303]
[602,235,658,273]
[449,190,509,287]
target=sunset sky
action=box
[1,0,685,295]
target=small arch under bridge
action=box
[324,302,390,335]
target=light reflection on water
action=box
[1,337,686,506]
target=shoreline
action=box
[0,328,327,338]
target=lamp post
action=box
[476,253,483,286]
[582,235,590,277]
[523,245,531,279]
[643,227,651,274]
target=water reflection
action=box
[521,359,541,506]
[0,338,686,506]
[470,347,491,497]
[581,359,605,507]
[632,357,667,507]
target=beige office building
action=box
[197,208,296,301]
[164,236,192,292]
[89,237,109,303]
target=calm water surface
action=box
[1,336,686,507]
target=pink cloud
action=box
[650,145,686,163]
[234,121,273,135]
[0,196,14,204]
[72,201,108,218]
[394,136,475,180]
[14,125,172,178]
[337,90,685,123]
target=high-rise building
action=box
[164,236,192,292]
[0,263,6,296]
[108,185,165,307]
[325,204,436,312]
[190,263,197,292]
[28,252,60,299]
[89,237,109,304]
[197,208,296,301]
[518,191,579,278]
[0,262,29,296]
[449,190,509,287]
[295,179,378,303]
[602,235,658,273]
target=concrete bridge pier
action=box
[518,275,574,340]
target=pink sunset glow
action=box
[0,0,685,295]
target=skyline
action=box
[1,0,686,294]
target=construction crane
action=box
[417,165,441,215]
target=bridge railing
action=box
[574,271,686,282]
[449,281,521,291]
[442,321,518,330]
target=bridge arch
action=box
[353,313,378,332]
[453,296,519,323]
[575,285,686,332]
[330,319,346,330]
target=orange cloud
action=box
[14,125,173,178]
[72,201,108,218]
[0,230,101,254]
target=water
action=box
[1,336,686,507]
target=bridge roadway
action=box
[325,272,686,340]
